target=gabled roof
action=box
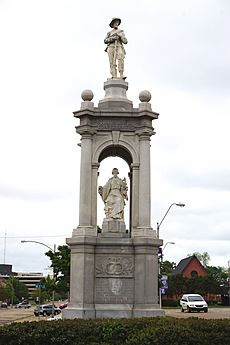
[171,255,206,276]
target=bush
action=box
[162,299,178,307]
[1,317,230,345]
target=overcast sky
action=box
[0,0,230,274]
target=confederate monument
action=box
[62,18,164,319]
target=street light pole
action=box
[157,202,185,238]
[157,202,185,309]
[159,241,175,308]
[21,240,56,317]
[228,260,230,306]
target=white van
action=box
[180,294,208,313]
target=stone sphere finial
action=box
[139,90,151,103]
[81,89,94,101]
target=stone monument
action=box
[62,18,164,319]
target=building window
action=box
[191,270,198,277]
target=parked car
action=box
[0,302,8,308]
[34,304,61,317]
[180,294,208,313]
[15,301,32,308]
[59,302,68,310]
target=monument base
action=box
[63,233,164,320]
[63,303,165,320]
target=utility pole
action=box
[3,231,7,263]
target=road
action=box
[1,307,230,325]
[0,307,39,325]
[165,307,230,319]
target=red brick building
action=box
[164,255,220,304]
[171,255,207,278]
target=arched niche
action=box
[97,156,131,231]
[98,145,133,167]
[97,145,133,233]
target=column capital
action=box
[136,128,154,140]
[80,132,94,140]
[76,126,96,138]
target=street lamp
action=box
[159,241,175,308]
[162,241,175,252]
[21,240,54,252]
[21,240,56,317]
[157,202,185,238]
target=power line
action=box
[0,235,67,239]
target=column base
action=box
[133,304,165,317]
[132,227,157,238]
[72,226,97,237]
[62,304,96,320]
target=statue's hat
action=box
[109,18,121,28]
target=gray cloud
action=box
[162,168,230,191]
[0,184,74,201]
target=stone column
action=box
[79,133,92,225]
[74,132,97,236]
[138,133,151,228]
[131,163,139,231]
[91,163,100,228]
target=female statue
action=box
[98,168,128,219]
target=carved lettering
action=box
[92,118,139,131]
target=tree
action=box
[40,275,56,301]
[45,245,70,298]
[167,274,187,300]
[0,286,11,302]
[5,277,29,304]
[206,265,228,285]
[31,287,48,304]
[160,260,176,275]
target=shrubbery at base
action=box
[0,317,230,345]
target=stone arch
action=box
[98,145,132,166]
[93,138,138,167]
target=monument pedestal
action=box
[62,231,164,320]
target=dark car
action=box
[34,304,61,317]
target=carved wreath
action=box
[96,256,134,277]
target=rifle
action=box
[113,38,118,70]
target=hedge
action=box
[0,317,230,345]
[162,299,178,307]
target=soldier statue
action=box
[104,18,128,79]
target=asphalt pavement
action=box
[165,307,230,319]
[1,306,230,325]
